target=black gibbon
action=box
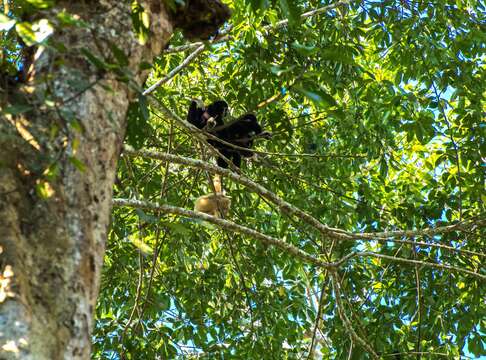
[186,100,271,168]
[187,99,228,129]
[209,113,271,168]
[194,174,231,218]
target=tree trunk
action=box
[0,0,228,358]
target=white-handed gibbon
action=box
[194,174,231,218]
[187,100,271,168]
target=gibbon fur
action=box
[194,174,230,218]
[194,193,231,218]
[187,99,271,168]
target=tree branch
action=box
[112,196,485,281]
[143,44,205,95]
[123,146,486,249]
[364,236,485,259]
[353,252,485,281]
[361,218,485,240]
[112,198,333,268]
[123,145,350,242]
[331,273,379,358]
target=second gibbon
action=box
[194,193,231,218]
[194,174,230,218]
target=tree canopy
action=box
[1,0,484,359]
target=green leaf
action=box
[57,11,88,27]
[321,46,355,65]
[2,104,32,115]
[125,98,153,149]
[138,94,149,121]
[110,44,129,67]
[379,158,388,179]
[16,19,53,45]
[279,0,300,26]
[166,222,192,236]
[294,85,337,108]
[68,156,86,172]
[139,61,153,71]
[15,22,36,46]
[269,64,295,76]
[81,48,107,70]
[250,0,269,12]
[291,41,317,56]
[135,209,158,223]
[35,181,54,199]
[24,0,54,9]
[131,2,150,45]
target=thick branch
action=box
[123,146,485,248]
[124,145,349,241]
[112,197,332,268]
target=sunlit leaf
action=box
[0,14,15,31]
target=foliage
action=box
[101,0,486,358]
[2,0,484,358]
[98,0,486,358]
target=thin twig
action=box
[222,232,256,332]
[354,251,485,281]
[307,279,327,359]
[347,340,354,360]
[143,44,205,95]
[134,120,175,332]
[119,158,145,346]
[381,351,462,358]
[331,273,379,358]
[413,246,422,360]
[361,218,485,240]
[431,81,463,220]
[372,236,484,259]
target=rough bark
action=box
[0,0,228,359]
